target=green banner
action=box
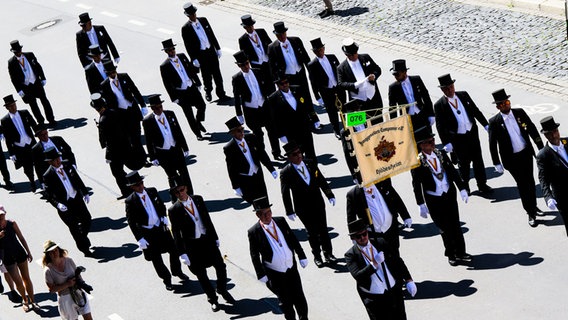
[345,111,367,127]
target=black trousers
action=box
[452,126,487,188]
[21,81,55,124]
[505,147,538,216]
[142,226,182,285]
[424,187,466,258]
[238,171,269,205]
[176,86,206,138]
[12,144,35,184]
[198,47,225,98]
[186,236,228,303]
[266,265,308,320]
[319,86,345,134]
[0,143,11,184]
[243,106,279,153]
[297,209,332,258]
[115,107,146,170]
[557,204,568,236]
[156,147,193,195]
[58,196,91,253]
[358,284,407,320]
[108,158,130,197]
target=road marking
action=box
[156,28,175,35]
[519,103,559,115]
[76,3,93,9]
[100,11,119,18]
[222,47,237,55]
[108,314,124,320]
[128,19,146,26]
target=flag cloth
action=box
[350,114,419,187]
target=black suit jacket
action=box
[43,163,88,209]
[32,136,76,182]
[248,217,307,279]
[238,29,272,64]
[307,54,341,100]
[346,179,410,225]
[337,54,381,97]
[125,187,167,241]
[100,73,145,118]
[488,108,544,169]
[388,75,433,117]
[8,52,46,93]
[84,61,106,94]
[411,149,466,205]
[142,110,188,161]
[0,110,37,155]
[345,238,411,291]
[434,91,488,146]
[76,25,119,67]
[96,108,130,161]
[168,195,218,254]
[280,159,334,217]
[160,53,202,102]
[232,69,274,117]
[267,37,310,80]
[266,88,318,139]
[181,17,221,61]
[223,134,275,190]
[537,141,568,208]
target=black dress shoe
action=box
[116,194,129,200]
[528,215,538,228]
[30,181,37,193]
[82,249,94,257]
[478,184,493,194]
[173,272,189,280]
[4,181,14,190]
[273,154,286,161]
[196,135,204,141]
[143,161,153,168]
[165,283,174,291]
[535,207,545,216]
[448,256,458,266]
[334,132,342,140]
[199,123,207,133]
[324,254,337,264]
[217,290,236,304]
[218,95,232,102]
[48,120,58,128]
[205,92,212,102]
[314,257,325,268]
[456,253,473,262]
[210,301,220,312]
[319,9,334,18]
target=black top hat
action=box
[273,22,288,34]
[148,94,164,107]
[3,94,17,106]
[492,88,510,104]
[88,44,102,56]
[125,171,144,186]
[342,99,363,113]
[341,38,359,54]
[78,12,92,25]
[540,116,560,133]
[34,124,48,136]
[90,93,106,110]
[240,14,255,26]
[225,117,242,132]
[233,50,249,65]
[390,59,408,74]
[283,141,301,156]
[348,218,369,236]
[43,147,62,161]
[169,176,186,192]
[310,38,325,51]
[252,196,272,212]
[103,60,116,73]
[437,73,455,87]
[9,40,23,53]
[414,125,436,144]
[273,73,290,84]
[183,2,197,16]
[161,39,176,51]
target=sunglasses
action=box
[354,231,368,239]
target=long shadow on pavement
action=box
[401,222,470,239]
[334,7,370,17]
[206,197,252,213]
[90,216,128,232]
[410,279,477,299]
[223,297,283,319]
[465,251,543,270]
[90,243,142,263]
[49,117,88,131]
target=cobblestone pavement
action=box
[216,0,568,100]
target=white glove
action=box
[83,194,90,204]
[494,164,504,174]
[271,171,278,179]
[173,99,180,104]
[237,115,245,124]
[406,281,417,297]
[419,204,429,219]
[403,218,412,228]
[299,259,308,268]
[460,189,469,203]
[484,125,489,132]
[138,238,149,250]
[443,143,453,153]
[41,183,46,190]
[179,253,191,266]
[279,136,288,144]
[114,57,120,64]
[192,59,200,68]
[162,216,170,227]
[41,80,46,86]
[18,90,24,98]
[373,251,385,264]
[234,188,243,197]
[140,107,149,117]
[0,134,3,140]
[216,50,222,58]
[197,86,202,92]
[259,275,269,283]
[106,159,112,164]
[152,159,160,166]
[10,155,16,162]
[317,98,324,106]
[72,164,77,170]
[183,151,190,157]
[215,240,220,247]
[547,198,558,210]
[428,116,436,126]
[314,121,322,129]
[329,198,336,206]
[287,213,297,221]
[57,203,68,212]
